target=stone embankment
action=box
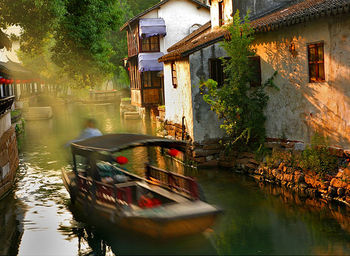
[241,162,350,207]
[119,99,141,120]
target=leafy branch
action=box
[200,11,278,151]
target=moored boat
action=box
[62,134,222,238]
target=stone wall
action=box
[189,43,226,143]
[155,115,260,167]
[210,0,295,28]
[0,126,19,198]
[234,0,295,19]
[244,159,350,208]
[0,112,11,139]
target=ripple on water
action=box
[9,103,350,255]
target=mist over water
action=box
[1,101,350,255]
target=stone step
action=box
[124,111,141,120]
[124,115,141,120]
[124,111,140,116]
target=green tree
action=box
[128,0,159,14]
[0,0,64,53]
[0,0,132,89]
[51,0,128,88]
[201,11,277,151]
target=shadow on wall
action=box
[254,16,350,148]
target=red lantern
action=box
[168,148,180,157]
[5,79,9,84]
[16,80,21,84]
[10,79,14,84]
[0,78,4,83]
[115,156,128,165]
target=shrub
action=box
[265,134,339,176]
[200,11,277,151]
[299,135,338,175]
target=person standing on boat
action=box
[66,118,102,146]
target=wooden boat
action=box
[62,134,221,238]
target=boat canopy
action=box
[71,133,187,156]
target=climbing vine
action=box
[200,11,278,151]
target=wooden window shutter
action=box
[249,56,262,87]
[307,42,325,82]
[209,58,226,87]
[171,62,177,88]
[219,1,224,26]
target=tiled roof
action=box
[167,21,211,52]
[159,0,350,62]
[253,0,350,32]
[120,0,209,31]
[159,23,227,62]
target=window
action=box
[171,62,177,88]
[210,56,261,88]
[142,71,161,88]
[74,155,90,174]
[209,58,225,87]
[218,0,225,26]
[129,60,140,89]
[248,56,262,87]
[308,42,325,82]
[141,36,160,52]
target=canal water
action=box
[2,102,350,255]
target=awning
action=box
[138,52,164,72]
[139,18,166,38]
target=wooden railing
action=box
[145,164,199,200]
[0,96,14,117]
[77,175,132,207]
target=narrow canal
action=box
[2,102,350,255]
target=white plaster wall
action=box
[157,0,210,53]
[164,59,195,139]
[165,43,227,143]
[0,112,11,139]
[211,0,233,28]
[142,9,158,19]
[253,15,350,148]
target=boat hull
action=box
[119,214,217,238]
[62,169,220,238]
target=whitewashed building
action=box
[121,0,210,110]
[159,0,350,165]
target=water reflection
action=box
[198,170,350,255]
[5,101,350,255]
[68,209,217,256]
[0,193,24,256]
